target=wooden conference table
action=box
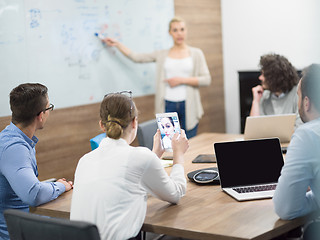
[30,133,312,240]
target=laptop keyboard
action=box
[233,184,277,194]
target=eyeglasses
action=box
[104,90,132,99]
[37,103,54,116]
[104,91,133,118]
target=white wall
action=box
[221,0,320,133]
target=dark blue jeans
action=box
[165,100,198,139]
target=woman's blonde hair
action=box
[168,16,185,31]
[100,93,137,139]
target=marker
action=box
[94,33,104,39]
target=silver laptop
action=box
[214,138,284,201]
[244,114,296,143]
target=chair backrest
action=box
[137,119,158,150]
[90,133,106,150]
[303,221,320,240]
[4,209,100,240]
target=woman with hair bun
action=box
[70,91,189,240]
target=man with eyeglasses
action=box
[0,83,73,240]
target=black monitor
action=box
[238,71,260,133]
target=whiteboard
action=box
[0,0,174,117]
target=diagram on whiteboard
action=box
[0,0,174,116]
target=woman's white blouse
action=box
[164,56,193,102]
[70,137,186,240]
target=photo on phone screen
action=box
[156,112,181,151]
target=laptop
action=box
[244,114,296,143]
[214,138,284,201]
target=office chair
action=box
[137,119,158,150]
[303,221,320,240]
[4,209,100,240]
[90,119,157,151]
[90,133,106,150]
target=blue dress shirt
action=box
[0,122,65,239]
[273,117,320,220]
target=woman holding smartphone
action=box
[70,91,189,240]
[103,17,211,138]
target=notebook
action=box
[244,114,296,143]
[214,138,284,201]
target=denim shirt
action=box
[273,118,320,220]
[0,122,65,239]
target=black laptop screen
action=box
[214,138,284,188]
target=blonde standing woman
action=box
[103,17,211,138]
[70,91,189,240]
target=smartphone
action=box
[155,112,181,152]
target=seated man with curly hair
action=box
[250,53,302,127]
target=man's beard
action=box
[299,102,307,123]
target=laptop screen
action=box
[214,138,284,188]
